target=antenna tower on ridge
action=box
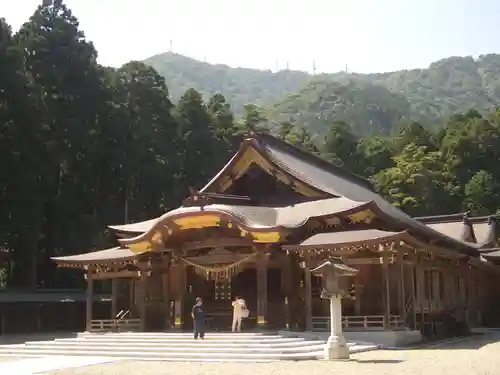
[169,40,173,52]
[313,60,317,75]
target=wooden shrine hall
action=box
[53,133,500,343]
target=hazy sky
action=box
[3,0,500,74]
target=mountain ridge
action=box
[143,52,500,134]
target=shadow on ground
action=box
[0,332,78,345]
[409,332,500,350]
[353,359,403,364]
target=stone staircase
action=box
[0,332,379,362]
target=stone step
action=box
[0,347,323,360]
[76,333,284,340]
[0,332,379,362]
[26,339,326,349]
[0,354,276,363]
[70,337,306,344]
[77,330,283,338]
[12,343,328,354]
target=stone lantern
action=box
[311,257,358,360]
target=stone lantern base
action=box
[325,333,350,360]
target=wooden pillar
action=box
[411,261,417,329]
[111,278,119,319]
[85,268,94,332]
[162,271,170,330]
[281,254,292,330]
[304,261,313,331]
[257,253,268,328]
[138,272,147,331]
[397,251,406,320]
[174,264,187,330]
[354,274,361,315]
[381,246,391,329]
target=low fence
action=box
[312,315,405,331]
[89,318,141,332]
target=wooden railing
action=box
[89,318,141,332]
[311,315,405,331]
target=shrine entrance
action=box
[184,266,258,331]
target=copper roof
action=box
[472,218,497,247]
[108,218,159,233]
[425,222,474,242]
[284,230,407,249]
[51,247,144,265]
[482,249,500,257]
[416,213,498,247]
[480,250,500,265]
[111,196,372,236]
[200,134,482,256]
[118,197,376,247]
[107,134,496,257]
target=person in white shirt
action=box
[231,296,247,332]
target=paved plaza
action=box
[0,332,499,375]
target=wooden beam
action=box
[181,238,253,252]
[90,270,141,280]
[348,257,384,265]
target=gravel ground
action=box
[41,332,500,375]
[0,357,26,363]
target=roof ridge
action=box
[254,133,374,191]
[470,215,497,223]
[415,212,468,223]
[416,212,497,224]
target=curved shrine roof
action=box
[52,247,143,266]
[107,134,498,258]
[117,197,378,250]
[200,134,482,256]
[284,230,407,249]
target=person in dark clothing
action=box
[191,297,205,339]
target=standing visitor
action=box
[191,297,205,339]
[232,295,248,332]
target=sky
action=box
[2,0,500,74]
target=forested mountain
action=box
[2,3,500,291]
[145,52,500,135]
[143,53,310,115]
[267,80,412,136]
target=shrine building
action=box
[52,133,500,345]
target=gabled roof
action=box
[416,213,498,248]
[471,216,497,247]
[202,133,481,256]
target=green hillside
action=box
[144,52,500,134]
[142,53,309,114]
